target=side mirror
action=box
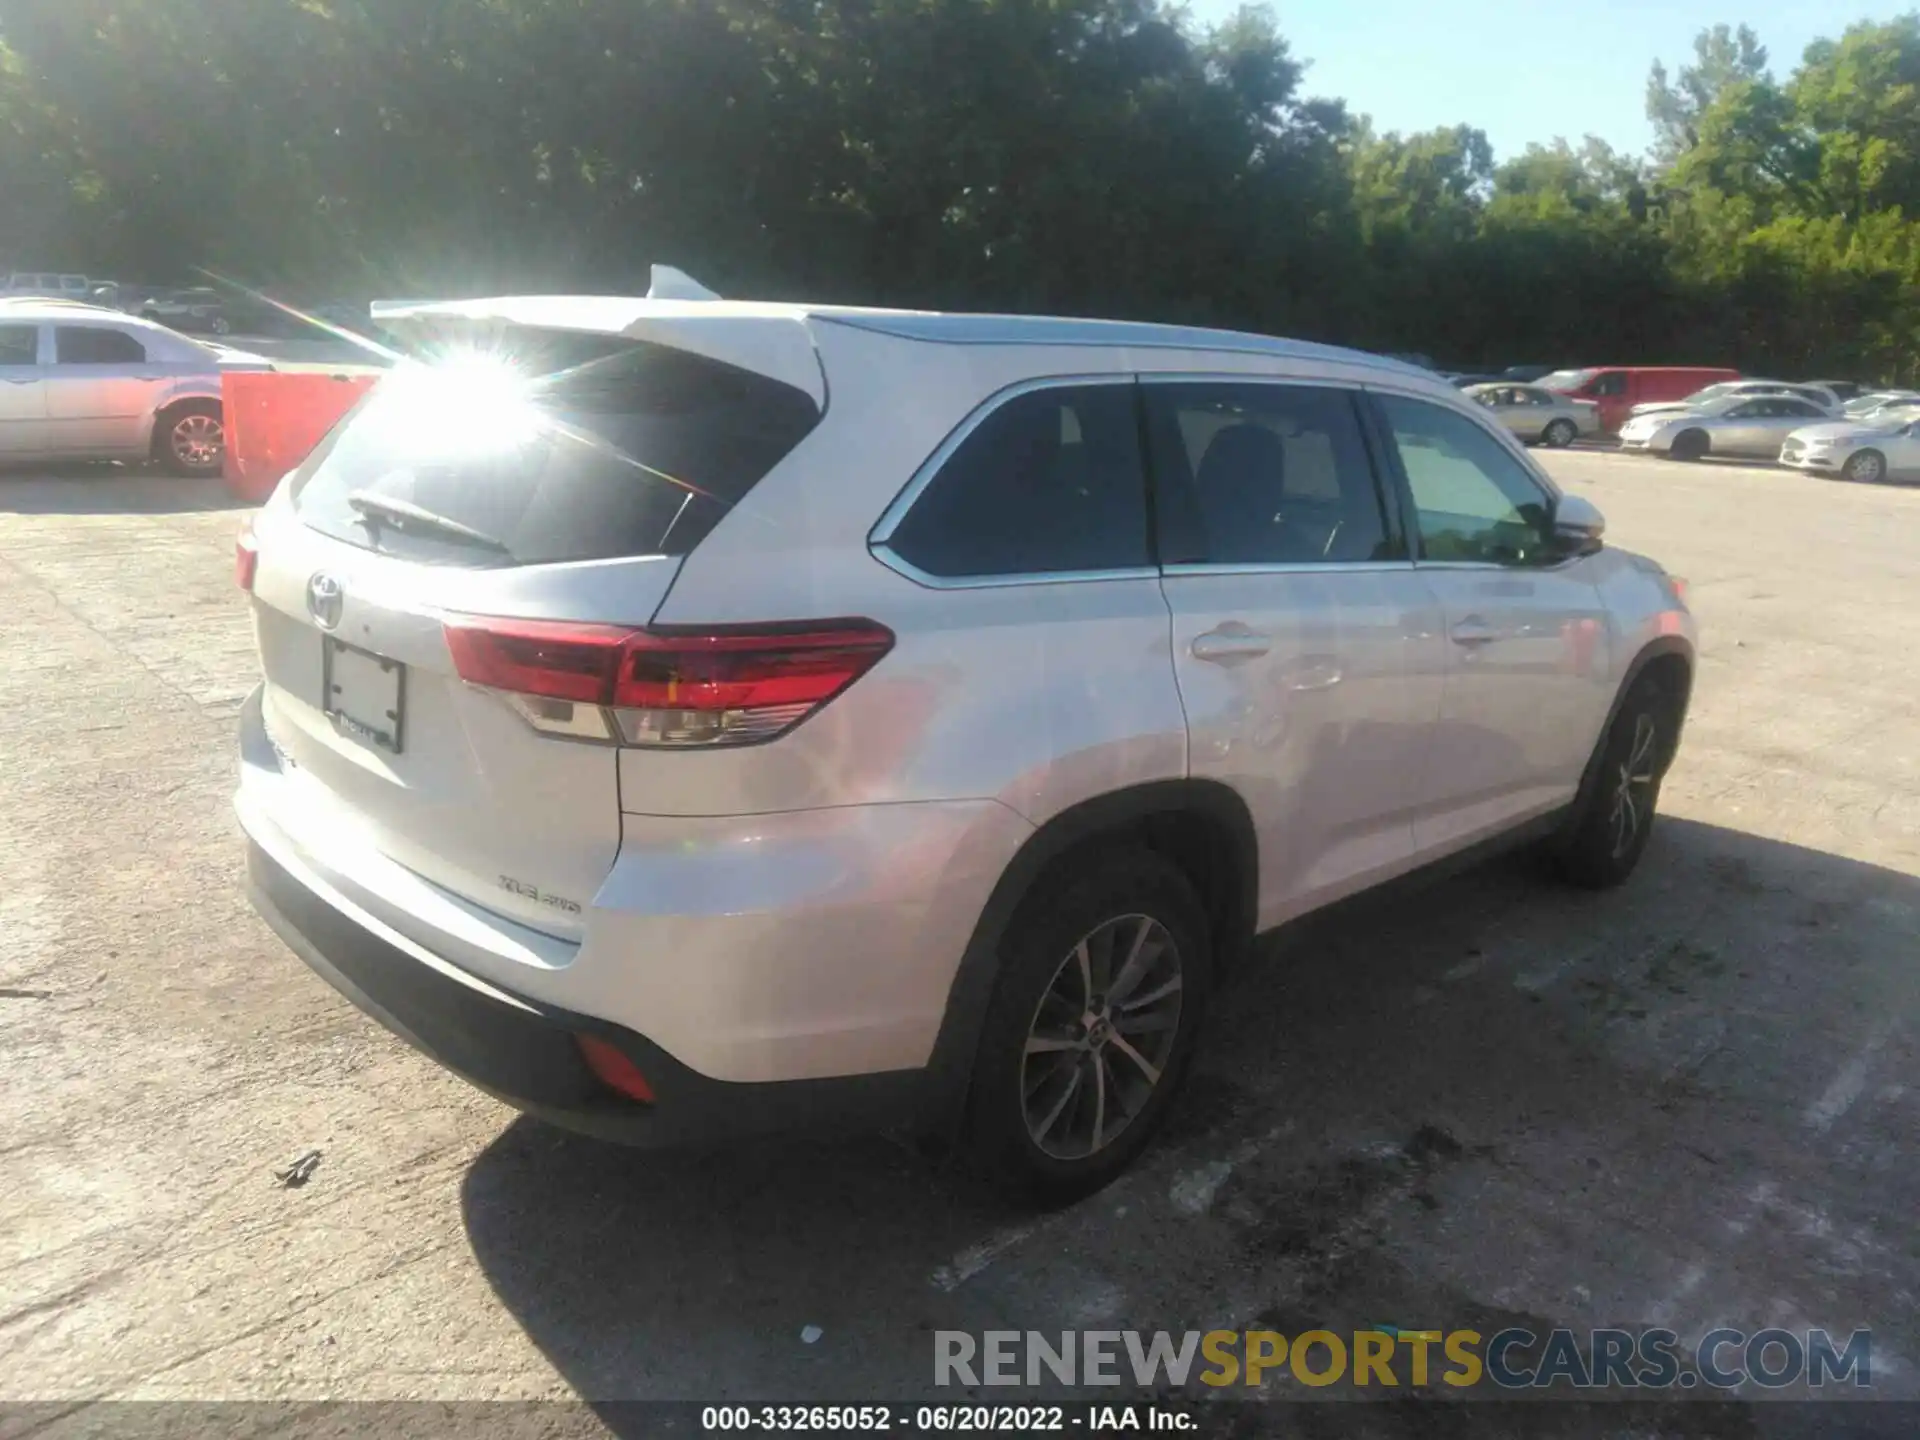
[1552,493,1606,554]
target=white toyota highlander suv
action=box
[236,297,1695,1202]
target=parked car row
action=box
[1615,384,1920,481]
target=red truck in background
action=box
[1537,365,1741,433]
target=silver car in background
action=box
[1627,379,1839,422]
[1618,393,1832,460]
[0,299,270,473]
[1463,383,1600,447]
[1781,408,1920,483]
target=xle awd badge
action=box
[307,573,343,630]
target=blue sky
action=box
[1184,1,1908,161]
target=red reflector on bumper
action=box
[576,1034,656,1104]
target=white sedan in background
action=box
[1780,409,1920,484]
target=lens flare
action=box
[377,350,546,454]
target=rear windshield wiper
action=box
[346,491,511,555]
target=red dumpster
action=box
[223,371,380,503]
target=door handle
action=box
[1191,628,1272,663]
[1450,617,1499,647]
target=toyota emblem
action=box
[306,572,344,630]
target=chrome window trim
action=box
[1161,560,1415,578]
[867,373,1145,591]
[868,552,1161,591]
[1133,370,1368,389]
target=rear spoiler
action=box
[370,266,721,325]
[367,268,828,408]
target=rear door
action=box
[0,323,47,454]
[250,329,824,935]
[1367,391,1613,854]
[1146,378,1448,925]
[43,324,162,454]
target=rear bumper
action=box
[246,837,925,1146]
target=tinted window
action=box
[292,331,821,567]
[1725,401,1764,418]
[1145,382,1393,565]
[0,326,35,365]
[885,384,1148,577]
[1780,399,1824,418]
[1377,395,1555,567]
[1592,372,1628,396]
[55,327,146,364]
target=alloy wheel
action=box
[1606,713,1660,859]
[1846,451,1884,483]
[1021,913,1183,1161]
[171,413,224,470]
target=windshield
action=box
[291,329,822,567]
[1536,369,1594,391]
[1677,384,1739,405]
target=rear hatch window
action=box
[291,328,821,566]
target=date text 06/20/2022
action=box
[700,1405,1194,1432]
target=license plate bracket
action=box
[323,637,405,754]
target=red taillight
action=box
[235,519,259,592]
[442,615,893,748]
[576,1035,656,1104]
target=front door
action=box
[1146,378,1449,928]
[0,323,47,454]
[1368,390,1615,857]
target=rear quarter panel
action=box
[634,324,1189,823]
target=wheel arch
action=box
[1567,636,1694,830]
[146,387,224,454]
[917,779,1258,1136]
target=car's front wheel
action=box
[1554,673,1674,888]
[1842,449,1886,484]
[155,401,226,476]
[965,848,1210,1205]
[1666,429,1710,462]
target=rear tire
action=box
[1553,674,1673,889]
[1542,418,1577,448]
[1842,449,1885,484]
[154,400,226,477]
[1667,429,1709,462]
[964,849,1211,1206]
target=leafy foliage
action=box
[0,3,1913,378]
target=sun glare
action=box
[381,349,546,454]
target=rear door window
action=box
[881,383,1149,578]
[0,326,37,365]
[55,327,146,364]
[291,331,822,567]
[1143,382,1397,565]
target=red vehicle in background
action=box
[1537,366,1741,433]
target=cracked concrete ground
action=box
[0,453,1914,1430]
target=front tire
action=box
[1667,429,1709,462]
[964,849,1211,1205]
[1542,418,1577,448]
[1842,449,1886,484]
[154,400,226,477]
[1554,675,1672,889]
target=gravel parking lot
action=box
[1,452,1915,1422]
